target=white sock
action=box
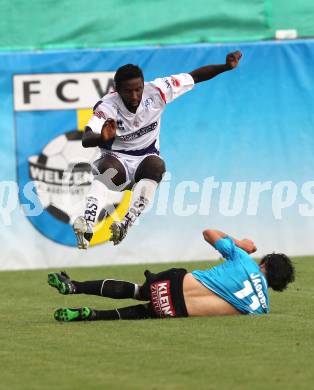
[84,179,124,228]
[123,179,158,228]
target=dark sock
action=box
[72,280,103,295]
[73,279,137,299]
[92,308,120,320]
[92,304,153,321]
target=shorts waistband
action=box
[112,141,159,156]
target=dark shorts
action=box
[139,268,188,318]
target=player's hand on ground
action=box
[226,51,242,69]
[101,118,117,141]
[241,239,257,254]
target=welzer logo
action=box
[14,71,114,246]
[28,130,98,224]
[150,280,175,317]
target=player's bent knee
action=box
[92,155,127,188]
[135,156,166,183]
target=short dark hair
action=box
[260,253,295,292]
[114,64,144,89]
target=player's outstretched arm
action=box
[203,229,256,254]
[82,119,117,148]
[189,51,242,84]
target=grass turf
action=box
[0,257,313,390]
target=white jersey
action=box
[86,73,194,155]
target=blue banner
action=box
[1,39,314,269]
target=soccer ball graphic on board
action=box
[28,130,99,224]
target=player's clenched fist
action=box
[101,118,116,141]
[241,239,257,254]
[226,51,242,70]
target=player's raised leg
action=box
[48,271,143,299]
[110,155,165,245]
[73,155,127,249]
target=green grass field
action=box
[0,257,313,390]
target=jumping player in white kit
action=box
[73,51,242,249]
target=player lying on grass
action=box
[73,51,242,249]
[48,228,295,321]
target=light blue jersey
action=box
[192,237,269,314]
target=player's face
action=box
[117,78,144,113]
[259,262,266,275]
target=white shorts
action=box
[93,150,160,184]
